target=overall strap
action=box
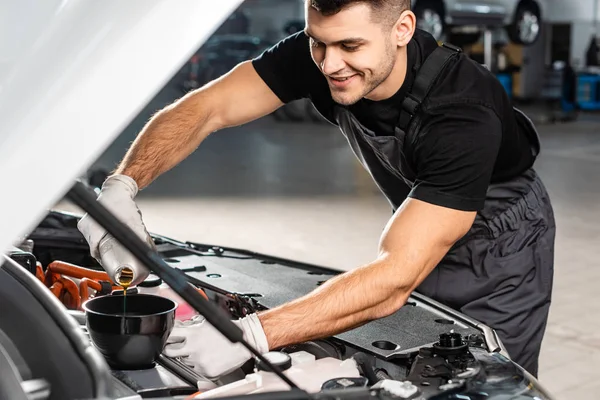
[398,43,462,131]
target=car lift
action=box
[482,27,493,70]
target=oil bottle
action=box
[98,235,150,290]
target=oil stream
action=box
[116,267,134,317]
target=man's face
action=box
[305,3,398,106]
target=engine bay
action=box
[0,210,553,400]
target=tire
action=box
[506,1,541,46]
[413,0,446,42]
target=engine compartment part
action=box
[138,274,208,321]
[6,246,37,276]
[372,380,419,399]
[194,351,361,398]
[0,210,556,400]
[7,246,208,320]
[150,239,482,359]
[402,332,478,396]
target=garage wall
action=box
[543,0,599,22]
[543,0,599,66]
[569,22,598,67]
[239,0,303,41]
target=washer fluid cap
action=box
[372,380,418,399]
[256,351,292,372]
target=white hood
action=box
[0,0,243,253]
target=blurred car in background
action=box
[412,0,545,46]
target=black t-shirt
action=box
[252,29,534,212]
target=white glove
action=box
[164,314,270,379]
[77,174,154,286]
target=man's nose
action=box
[320,47,345,76]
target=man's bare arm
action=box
[114,61,283,189]
[258,198,476,349]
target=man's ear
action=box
[393,10,416,47]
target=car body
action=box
[0,1,556,399]
[412,0,545,46]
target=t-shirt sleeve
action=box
[252,32,317,104]
[408,105,502,211]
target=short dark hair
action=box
[308,0,410,27]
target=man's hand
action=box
[163,314,269,379]
[257,198,477,349]
[77,174,155,286]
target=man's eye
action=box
[310,39,322,48]
[342,44,359,51]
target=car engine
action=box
[0,210,554,400]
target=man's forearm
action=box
[258,258,412,350]
[256,198,473,352]
[114,90,221,189]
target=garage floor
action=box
[58,81,600,399]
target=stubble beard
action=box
[331,41,397,106]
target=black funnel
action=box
[83,294,177,370]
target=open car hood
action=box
[0,0,243,254]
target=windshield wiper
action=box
[67,180,307,396]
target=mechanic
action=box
[78,0,555,379]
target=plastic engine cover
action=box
[196,351,361,398]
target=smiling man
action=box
[78,0,555,379]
